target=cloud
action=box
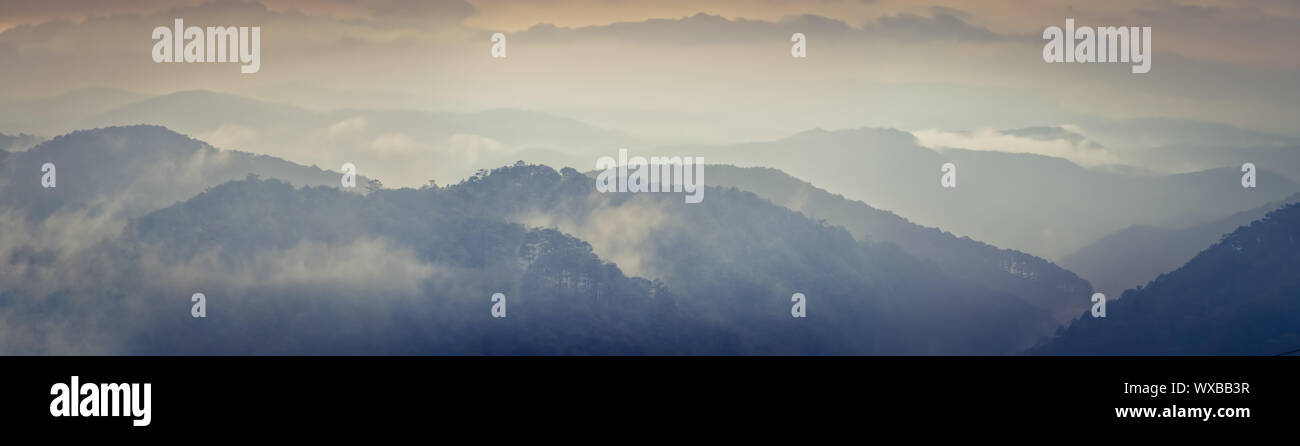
[368,0,476,22]
[513,12,854,44]
[327,116,368,140]
[913,126,1122,167]
[137,237,434,296]
[0,0,197,30]
[2,0,1300,155]
[0,0,483,101]
[369,132,425,158]
[0,210,439,353]
[0,207,126,298]
[447,133,503,163]
[1000,125,1089,145]
[861,7,1012,42]
[197,124,259,151]
[336,0,479,30]
[517,193,666,278]
[510,9,1010,45]
[0,0,479,30]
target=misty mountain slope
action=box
[445,164,1059,354]
[104,177,726,355]
[87,90,628,148]
[0,126,378,354]
[0,161,1057,354]
[1125,144,1300,182]
[0,175,738,355]
[0,131,42,151]
[705,165,1092,323]
[1032,203,1300,355]
[0,125,352,221]
[78,90,635,187]
[665,128,1300,259]
[1060,193,1300,297]
[94,90,318,137]
[0,87,146,136]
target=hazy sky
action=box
[1,0,1298,143]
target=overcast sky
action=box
[1,0,1297,142]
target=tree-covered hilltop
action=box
[705,165,1093,324]
[1060,193,1300,299]
[440,163,1062,354]
[0,131,42,152]
[102,174,725,355]
[9,125,1296,355]
[1033,203,1300,355]
[1,160,1059,354]
[0,125,352,222]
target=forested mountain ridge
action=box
[0,131,42,152]
[1032,203,1300,355]
[0,125,353,222]
[0,126,1063,354]
[666,128,1300,259]
[1060,193,1300,297]
[705,165,1093,323]
[413,163,1061,354]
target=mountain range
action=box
[4,89,1296,263]
[705,165,1092,323]
[1034,202,1300,355]
[0,89,633,189]
[1060,193,1300,297]
[0,125,1063,354]
[0,126,353,221]
[667,128,1300,259]
[1,120,1296,355]
[0,131,42,152]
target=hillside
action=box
[1060,193,1300,296]
[705,165,1092,323]
[1033,203,1300,355]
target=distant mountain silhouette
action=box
[84,90,629,150]
[16,89,1294,260]
[92,90,317,135]
[0,87,146,136]
[1033,203,1300,355]
[1087,117,1300,181]
[447,163,1058,354]
[705,165,1092,323]
[0,127,1061,354]
[0,125,352,221]
[114,175,726,354]
[1125,144,1300,182]
[1060,193,1300,297]
[662,128,1300,259]
[72,89,635,187]
[3,125,1290,355]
